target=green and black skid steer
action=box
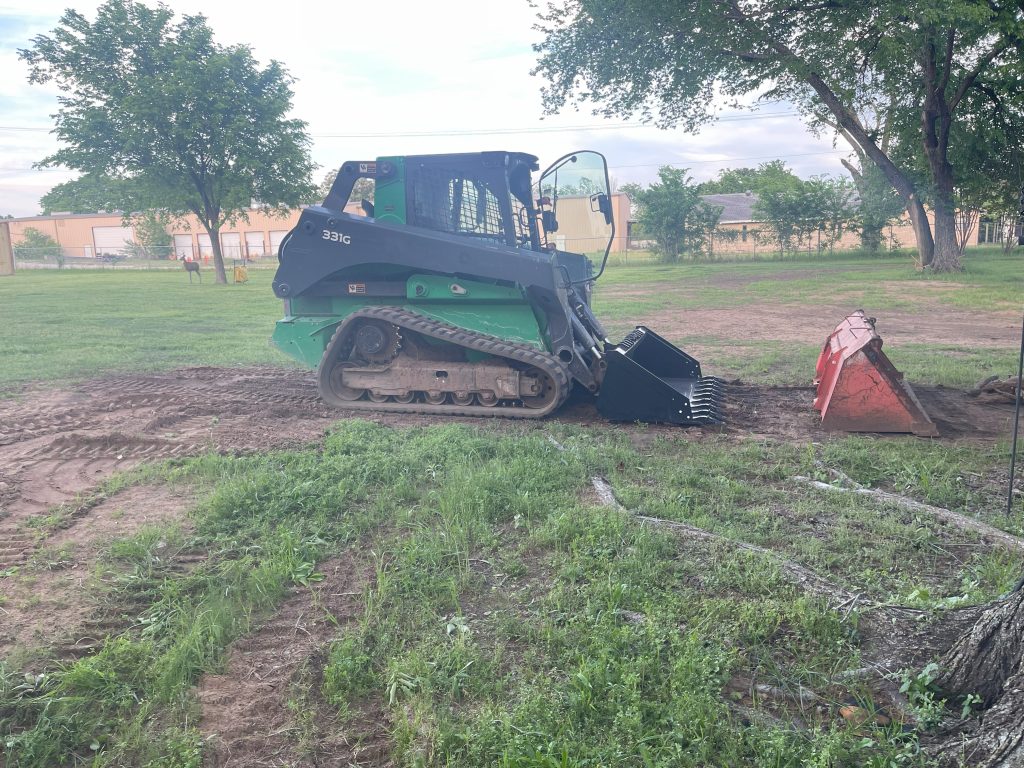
[271,150,724,425]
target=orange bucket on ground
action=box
[813,310,937,436]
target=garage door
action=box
[269,230,288,257]
[221,232,242,259]
[173,235,194,260]
[245,232,265,259]
[197,233,213,259]
[93,226,134,256]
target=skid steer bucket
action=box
[813,311,937,436]
[596,327,725,425]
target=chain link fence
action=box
[12,244,280,270]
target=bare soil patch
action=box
[642,302,1020,348]
[0,366,341,558]
[197,555,391,768]
[557,382,1013,444]
[0,484,191,658]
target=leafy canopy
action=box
[699,161,801,196]
[20,0,316,281]
[622,167,722,261]
[533,0,1024,270]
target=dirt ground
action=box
[0,364,1016,764]
[0,368,1013,553]
[197,554,392,768]
[641,301,1020,348]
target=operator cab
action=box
[323,150,615,274]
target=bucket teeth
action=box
[689,381,726,424]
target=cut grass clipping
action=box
[2,422,1019,766]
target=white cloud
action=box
[0,0,849,217]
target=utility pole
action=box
[0,221,14,276]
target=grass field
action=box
[1,248,1020,393]
[1,249,1022,766]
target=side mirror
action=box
[592,193,613,226]
[541,210,558,234]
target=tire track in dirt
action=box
[0,367,340,575]
[0,484,194,658]
[197,556,392,768]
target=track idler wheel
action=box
[324,361,365,403]
[521,369,557,410]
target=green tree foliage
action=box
[20,0,316,283]
[754,176,856,255]
[39,173,136,215]
[315,170,375,207]
[14,227,63,266]
[842,161,906,253]
[125,211,173,260]
[533,0,1023,271]
[622,167,722,261]
[699,161,800,196]
[948,59,1024,254]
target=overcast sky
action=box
[0,0,852,218]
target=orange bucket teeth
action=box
[813,310,938,436]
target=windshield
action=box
[537,151,615,282]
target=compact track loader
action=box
[271,150,724,425]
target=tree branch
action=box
[938,29,956,95]
[950,38,1013,113]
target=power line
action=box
[0,147,851,175]
[0,111,801,138]
[609,149,849,169]
[309,113,799,138]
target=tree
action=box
[39,173,136,215]
[125,211,173,259]
[315,170,375,207]
[753,180,814,255]
[845,162,906,253]
[946,59,1024,255]
[533,0,1024,272]
[699,160,801,196]
[19,0,316,283]
[622,167,722,261]
[809,176,858,256]
[14,227,63,267]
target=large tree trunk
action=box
[205,222,227,284]
[931,207,961,272]
[932,588,1024,767]
[905,194,935,268]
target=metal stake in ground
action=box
[1008,310,1024,518]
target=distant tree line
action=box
[626,159,937,262]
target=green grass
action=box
[595,248,1024,314]
[0,269,290,392]
[2,248,1020,392]
[3,422,1018,766]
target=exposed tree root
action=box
[562,437,1024,762]
[791,473,1024,553]
[589,476,859,604]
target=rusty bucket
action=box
[813,311,937,436]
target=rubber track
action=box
[318,307,571,419]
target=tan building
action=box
[9,193,633,263]
[8,208,307,262]
[550,193,631,254]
